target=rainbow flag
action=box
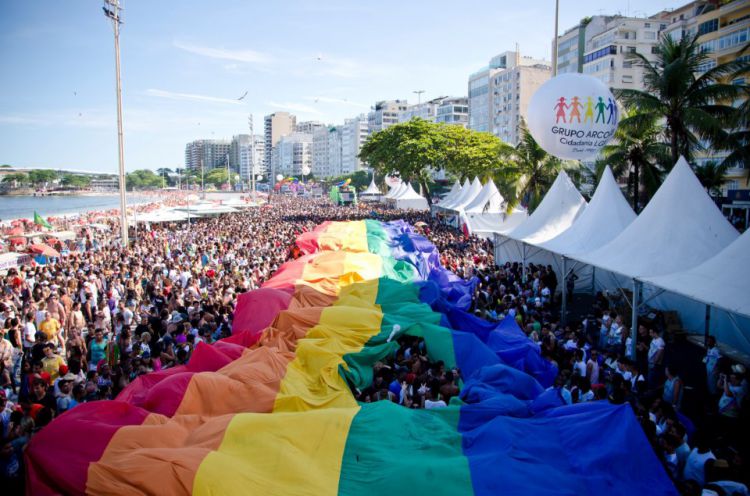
[26,220,677,495]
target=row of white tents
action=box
[433,177,528,235]
[366,178,430,210]
[476,157,748,355]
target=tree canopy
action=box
[359,118,508,202]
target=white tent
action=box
[441,180,461,203]
[571,158,739,354]
[443,177,482,211]
[572,158,738,279]
[539,167,635,257]
[361,178,382,196]
[384,182,406,200]
[643,229,750,319]
[465,180,504,214]
[437,178,469,208]
[174,203,239,217]
[495,170,587,266]
[465,207,528,238]
[515,166,635,297]
[360,178,383,202]
[132,209,190,223]
[394,183,429,211]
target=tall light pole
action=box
[552,0,560,76]
[413,90,425,106]
[103,0,128,246]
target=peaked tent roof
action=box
[573,157,738,279]
[361,178,382,195]
[441,180,461,202]
[444,177,482,211]
[392,182,415,199]
[505,171,587,245]
[465,180,504,214]
[440,178,470,208]
[396,183,425,200]
[537,166,636,256]
[385,182,406,200]
[642,229,750,318]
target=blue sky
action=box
[0,0,682,172]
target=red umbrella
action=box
[30,243,61,258]
[9,227,24,236]
[9,237,26,245]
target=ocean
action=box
[0,194,149,222]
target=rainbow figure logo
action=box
[554,97,569,123]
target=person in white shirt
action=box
[704,336,721,395]
[683,434,715,487]
[648,328,666,388]
[23,312,37,352]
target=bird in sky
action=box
[237,91,248,101]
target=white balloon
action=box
[527,74,618,161]
[276,174,284,181]
[256,175,263,180]
[301,166,311,175]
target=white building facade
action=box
[341,114,369,175]
[275,133,313,176]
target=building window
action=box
[698,19,719,36]
[627,46,636,53]
[622,75,633,83]
[644,31,656,40]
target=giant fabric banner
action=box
[26,220,676,495]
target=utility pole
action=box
[413,90,425,106]
[200,157,205,198]
[249,114,256,201]
[552,0,560,76]
[102,0,128,246]
[226,153,231,191]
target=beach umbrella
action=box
[9,227,24,236]
[9,237,26,245]
[30,243,61,258]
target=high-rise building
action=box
[312,126,343,178]
[367,100,408,133]
[237,135,265,184]
[184,139,231,172]
[229,134,251,172]
[469,51,550,144]
[581,17,664,88]
[554,16,617,75]
[660,0,750,192]
[469,51,548,137]
[341,114,369,175]
[491,62,551,145]
[398,97,445,123]
[436,97,469,128]
[274,133,313,176]
[295,121,326,134]
[264,112,296,179]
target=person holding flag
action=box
[34,211,52,229]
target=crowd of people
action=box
[0,194,747,495]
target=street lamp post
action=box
[552,0,560,76]
[413,90,425,106]
[102,0,129,246]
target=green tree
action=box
[693,160,729,198]
[597,111,671,210]
[204,168,239,187]
[60,174,92,189]
[617,33,743,165]
[1,173,28,185]
[504,122,578,213]
[359,118,507,203]
[27,169,58,185]
[126,169,162,190]
[0,164,12,168]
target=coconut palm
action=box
[597,110,671,211]
[718,46,750,185]
[502,122,578,213]
[694,160,730,198]
[617,33,743,165]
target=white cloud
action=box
[145,89,243,105]
[267,101,322,115]
[174,40,271,64]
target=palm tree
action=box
[617,33,743,165]
[598,111,671,211]
[694,160,729,198]
[503,122,577,213]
